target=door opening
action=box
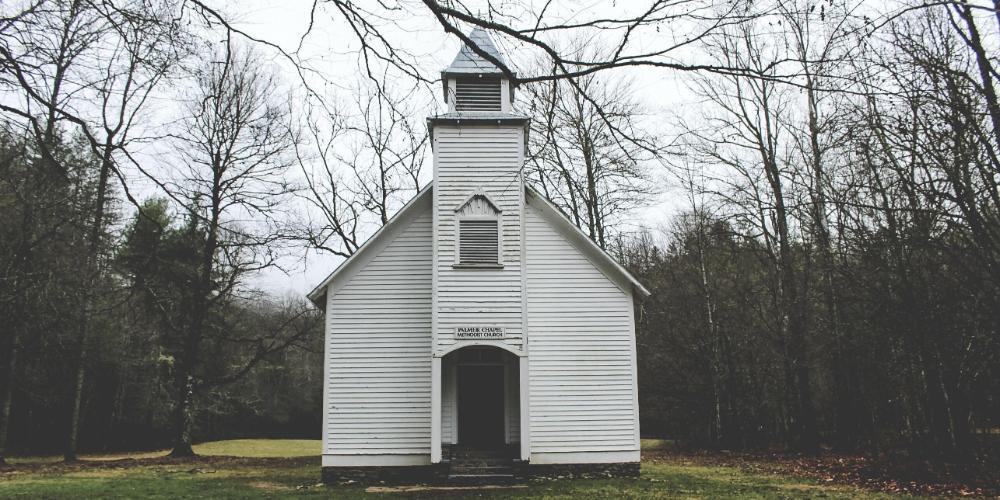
[457,364,505,448]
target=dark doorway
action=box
[457,365,505,447]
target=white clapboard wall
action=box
[505,360,521,443]
[432,124,525,352]
[524,200,641,461]
[324,202,433,463]
[441,362,456,444]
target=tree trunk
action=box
[167,141,224,457]
[770,160,818,453]
[0,336,17,466]
[64,143,113,462]
[696,216,723,446]
[803,67,851,451]
[921,354,957,457]
[168,371,195,457]
[63,335,86,462]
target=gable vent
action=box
[455,77,502,111]
[459,219,499,264]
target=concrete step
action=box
[450,464,513,471]
[450,459,512,467]
[450,465,514,474]
[446,473,517,486]
[450,451,511,459]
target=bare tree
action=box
[841,5,1000,457]
[183,0,761,85]
[522,42,662,248]
[0,0,188,461]
[63,0,185,462]
[940,0,1000,285]
[162,45,299,456]
[0,1,104,154]
[292,77,427,259]
[779,0,856,451]
[0,128,58,466]
[683,17,819,452]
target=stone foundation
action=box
[321,464,448,485]
[521,461,641,480]
[321,460,639,485]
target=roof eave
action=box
[305,184,434,308]
[441,70,514,78]
[525,186,652,300]
[426,115,531,152]
[427,115,529,127]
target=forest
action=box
[0,0,998,468]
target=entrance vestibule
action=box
[441,346,520,452]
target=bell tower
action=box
[429,29,531,463]
[441,29,515,114]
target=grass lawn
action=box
[6,439,321,464]
[0,439,918,498]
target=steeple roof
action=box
[443,28,509,75]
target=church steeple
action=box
[441,28,514,113]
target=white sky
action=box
[181,0,998,299]
[185,1,695,297]
[9,0,970,297]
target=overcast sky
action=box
[144,0,993,300]
[167,1,707,297]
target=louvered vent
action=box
[455,77,502,111]
[459,219,499,264]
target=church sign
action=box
[455,326,506,339]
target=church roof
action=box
[307,184,433,307]
[442,28,509,75]
[524,186,651,298]
[306,183,651,308]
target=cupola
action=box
[441,28,514,113]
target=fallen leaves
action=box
[643,448,1000,497]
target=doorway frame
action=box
[432,343,529,463]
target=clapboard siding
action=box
[525,201,640,454]
[325,206,433,456]
[442,363,456,444]
[506,360,521,443]
[433,124,525,350]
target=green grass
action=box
[6,439,319,465]
[192,439,320,458]
[0,439,907,498]
[639,438,675,451]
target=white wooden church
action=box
[308,29,649,484]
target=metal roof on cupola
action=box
[442,28,511,77]
[436,28,520,117]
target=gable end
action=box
[307,185,433,307]
[525,187,651,298]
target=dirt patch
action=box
[644,449,1000,497]
[247,480,294,491]
[366,485,529,493]
[773,481,851,492]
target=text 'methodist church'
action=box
[308,29,650,484]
